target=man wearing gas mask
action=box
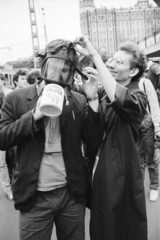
[0,39,104,240]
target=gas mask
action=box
[38,40,88,89]
[41,58,75,88]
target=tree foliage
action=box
[6,58,34,69]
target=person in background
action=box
[137,77,160,201]
[74,36,148,240]
[13,70,28,90]
[104,57,112,69]
[27,69,41,85]
[0,73,13,200]
[145,58,160,91]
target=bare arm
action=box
[74,36,117,102]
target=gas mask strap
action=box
[74,66,88,80]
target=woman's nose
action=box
[109,62,115,70]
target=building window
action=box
[99,31,102,37]
[98,16,101,21]
[136,14,139,19]
[156,19,160,26]
[121,15,124,20]
[140,13,143,19]
[150,20,154,25]
[92,23,96,29]
[102,16,105,21]
[83,21,87,27]
[132,14,135,19]
[110,47,113,54]
[108,15,111,21]
[146,13,149,18]
[125,14,129,20]
[92,16,95,22]
[108,22,112,28]
[83,29,87,34]
[117,15,119,20]
[155,11,160,18]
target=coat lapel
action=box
[27,84,45,136]
[27,84,39,110]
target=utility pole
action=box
[41,8,48,45]
[28,0,40,68]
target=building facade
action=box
[79,0,160,56]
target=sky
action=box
[0,0,157,64]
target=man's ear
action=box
[129,68,139,78]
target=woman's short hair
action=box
[118,42,147,80]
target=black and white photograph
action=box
[0,0,160,239]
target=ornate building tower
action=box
[79,0,95,14]
[79,0,96,45]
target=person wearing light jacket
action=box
[137,77,160,201]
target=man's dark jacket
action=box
[0,84,103,211]
[90,81,148,240]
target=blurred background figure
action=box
[27,68,41,85]
[13,70,28,90]
[145,58,160,91]
[0,73,13,200]
[138,77,160,202]
[104,57,112,69]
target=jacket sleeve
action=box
[81,96,104,148]
[142,78,160,134]
[0,93,38,150]
[109,83,147,124]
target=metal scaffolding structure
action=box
[28,0,40,68]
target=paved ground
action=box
[0,167,160,240]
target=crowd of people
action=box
[0,35,160,240]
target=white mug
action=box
[39,84,64,117]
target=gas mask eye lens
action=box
[42,58,74,86]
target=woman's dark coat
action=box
[90,81,148,240]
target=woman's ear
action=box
[129,68,139,78]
